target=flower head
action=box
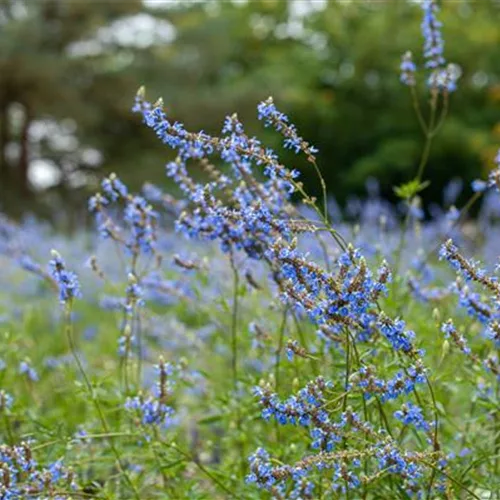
[48,250,82,304]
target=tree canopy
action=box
[1,0,500,219]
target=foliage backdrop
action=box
[1,0,500,219]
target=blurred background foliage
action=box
[1,0,500,222]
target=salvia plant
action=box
[0,1,499,498]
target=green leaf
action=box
[198,414,224,425]
[393,179,430,200]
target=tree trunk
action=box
[0,100,9,188]
[18,104,31,197]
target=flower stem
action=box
[64,302,140,500]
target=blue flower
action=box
[487,149,500,192]
[421,0,445,69]
[0,390,13,411]
[18,255,43,276]
[101,173,128,201]
[400,51,416,86]
[394,402,430,431]
[125,357,178,431]
[471,179,488,193]
[48,250,82,304]
[19,361,39,382]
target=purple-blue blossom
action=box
[19,360,39,382]
[101,173,128,201]
[394,402,430,431]
[48,250,82,304]
[400,51,416,86]
[421,0,445,69]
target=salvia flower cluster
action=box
[48,250,82,305]
[400,0,459,93]
[89,173,158,255]
[132,91,305,261]
[440,240,500,377]
[0,442,76,499]
[350,362,426,402]
[248,377,441,498]
[125,357,178,432]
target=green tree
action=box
[0,0,144,215]
[2,0,500,219]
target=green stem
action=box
[274,308,288,444]
[293,179,347,252]
[316,232,332,272]
[228,251,246,477]
[3,412,14,445]
[274,308,288,395]
[419,374,440,499]
[293,313,318,376]
[345,332,369,499]
[415,124,435,184]
[151,427,173,493]
[420,460,481,500]
[410,85,428,135]
[342,328,351,414]
[166,442,236,497]
[229,251,240,390]
[430,92,449,138]
[495,373,499,498]
[394,90,439,278]
[376,398,393,438]
[64,302,140,500]
[310,158,330,227]
[342,326,351,500]
[136,310,143,388]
